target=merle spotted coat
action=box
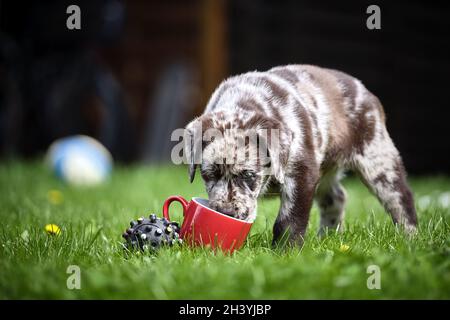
[185,65,417,245]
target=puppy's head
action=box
[184,111,292,220]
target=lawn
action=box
[0,160,449,299]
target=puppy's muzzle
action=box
[209,202,249,220]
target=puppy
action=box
[185,65,417,245]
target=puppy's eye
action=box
[238,170,258,191]
[201,167,221,181]
[240,170,256,180]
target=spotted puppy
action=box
[185,65,417,245]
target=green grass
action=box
[0,160,449,299]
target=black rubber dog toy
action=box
[122,214,181,251]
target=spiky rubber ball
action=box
[122,214,181,251]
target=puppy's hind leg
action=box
[315,169,347,236]
[353,131,418,233]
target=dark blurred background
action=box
[0,0,449,173]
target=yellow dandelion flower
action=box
[45,224,61,236]
[47,190,63,205]
[339,244,350,252]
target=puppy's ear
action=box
[185,120,199,183]
[255,116,293,184]
[184,115,213,183]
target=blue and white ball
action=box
[46,135,113,186]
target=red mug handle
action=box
[163,196,189,221]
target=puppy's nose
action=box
[219,207,235,216]
[220,206,247,219]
